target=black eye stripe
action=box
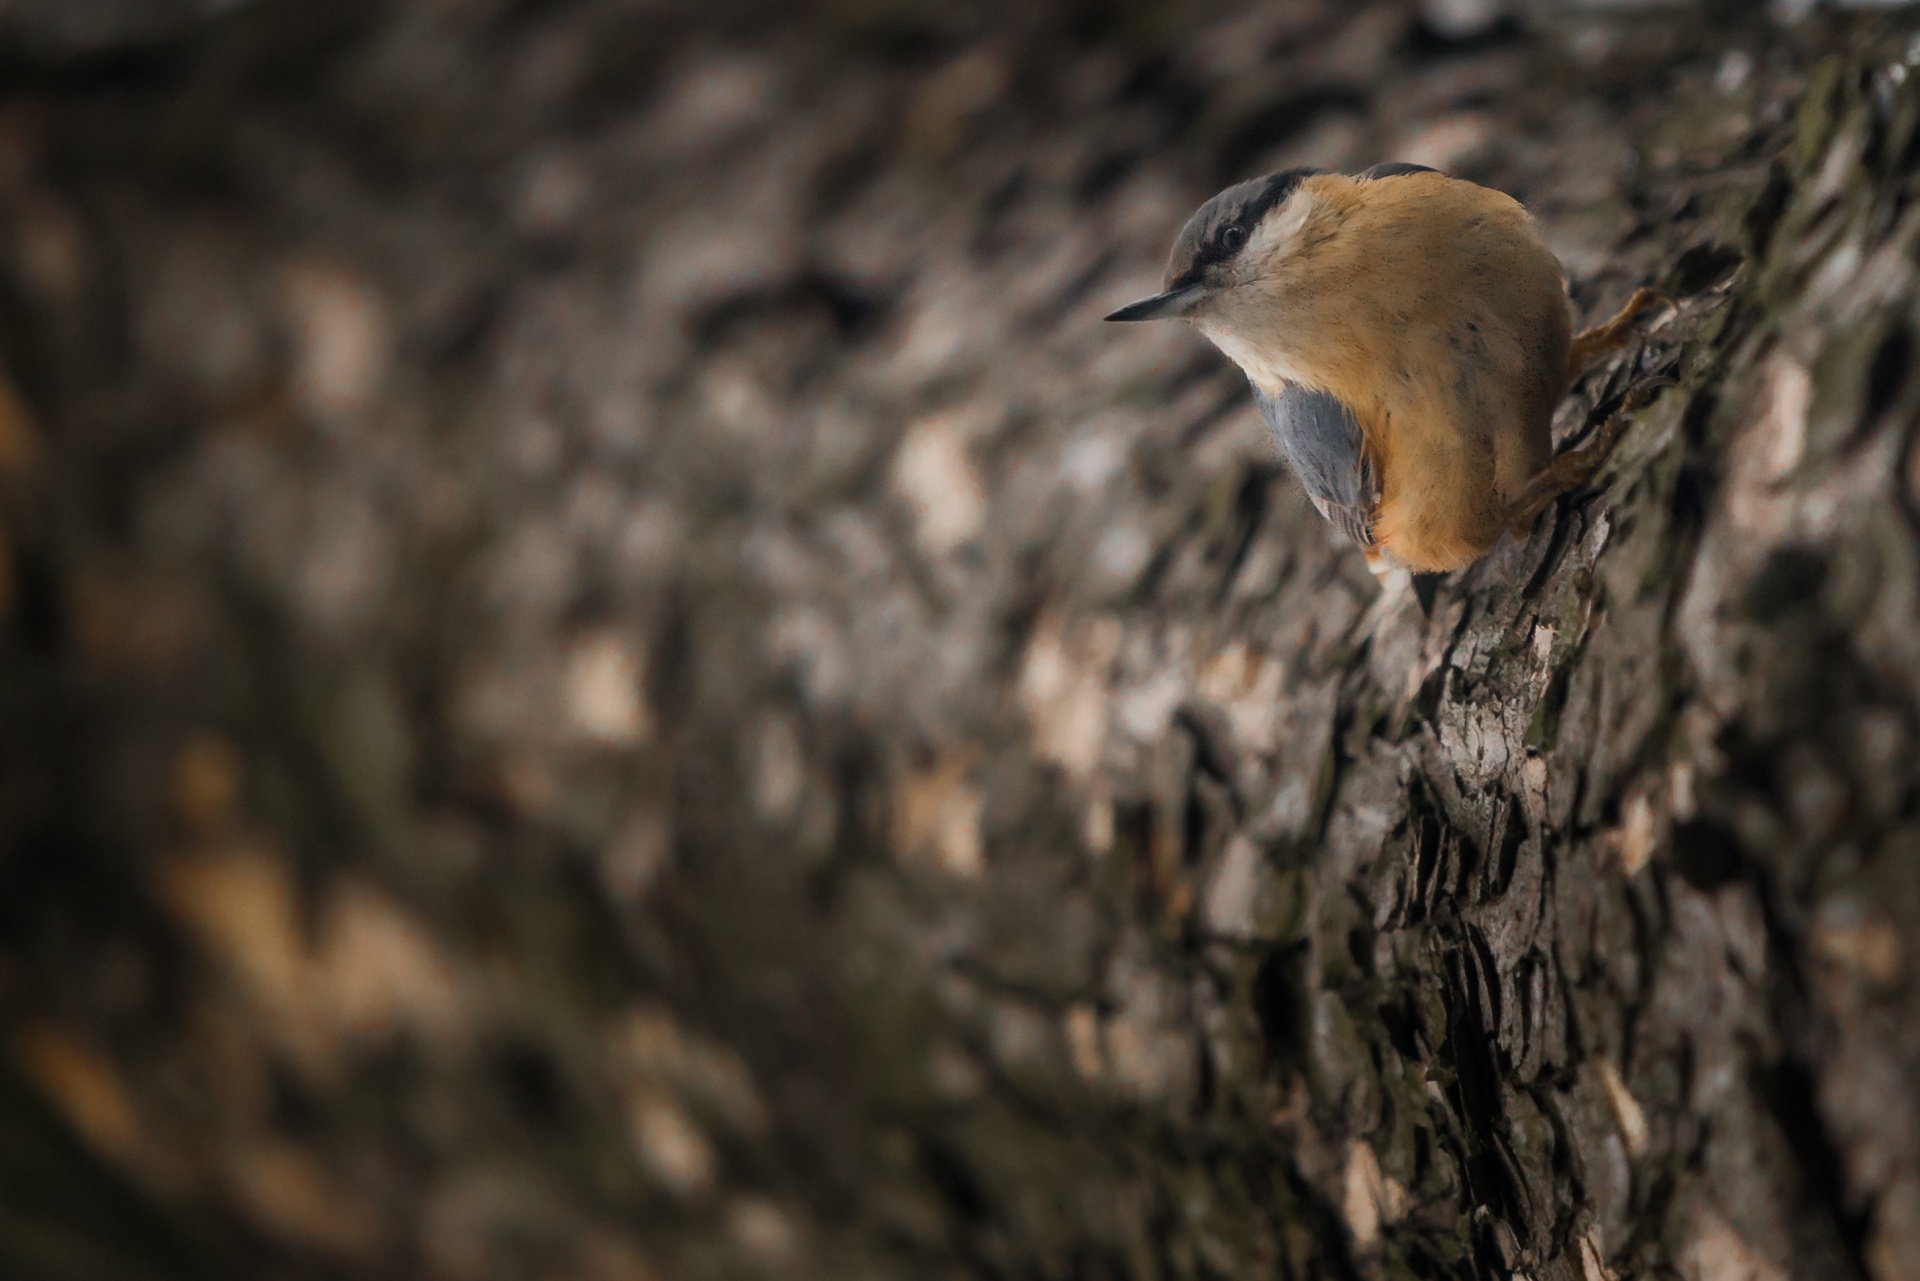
[1206,168,1315,264]
[1242,167,1318,226]
[1163,166,1322,290]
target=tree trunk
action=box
[0,3,1914,1279]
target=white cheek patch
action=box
[1200,323,1270,383]
[1197,320,1310,392]
[1195,186,1326,391]
[1240,190,1317,271]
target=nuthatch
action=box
[1107,165,1663,574]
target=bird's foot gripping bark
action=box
[1568,287,1671,378]
[1505,377,1677,538]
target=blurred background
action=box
[0,1,1915,1278]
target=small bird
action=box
[1106,164,1663,574]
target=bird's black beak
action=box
[1103,285,1201,322]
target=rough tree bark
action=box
[0,2,1914,1279]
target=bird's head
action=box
[1103,167,1323,325]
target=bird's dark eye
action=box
[1219,224,1247,252]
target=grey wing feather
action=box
[1358,161,1439,179]
[1251,382,1377,549]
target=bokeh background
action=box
[0,1,1916,1278]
